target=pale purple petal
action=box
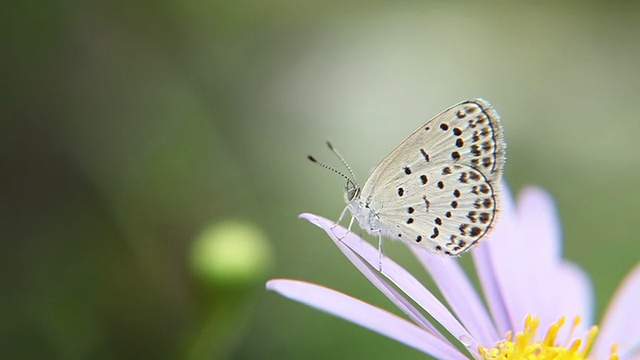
[300,213,441,337]
[477,185,593,339]
[487,185,547,331]
[547,262,593,341]
[516,188,572,331]
[511,188,593,338]
[592,263,640,359]
[300,213,479,357]
[517,187,562,266]
[266,279,467,360]
[411,247,500,346]
[472,243,511,338]
[472,182,518,335]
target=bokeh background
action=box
[3,1,640,359]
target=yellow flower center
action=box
[479,315,618,360]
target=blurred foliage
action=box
[2,0,640,359]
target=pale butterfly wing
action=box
[354,99,505,255]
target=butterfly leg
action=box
[377,232,384,272]
[331,206,350,230]
[338,216,356,241]
[347,216,355,232]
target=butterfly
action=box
[310,98,506,257]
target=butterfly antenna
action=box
[307,155,354,186]
[325,141,357,184]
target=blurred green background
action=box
[3,1,640,359]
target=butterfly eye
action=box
[345,181,360,201]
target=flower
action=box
[266,184,640,359]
